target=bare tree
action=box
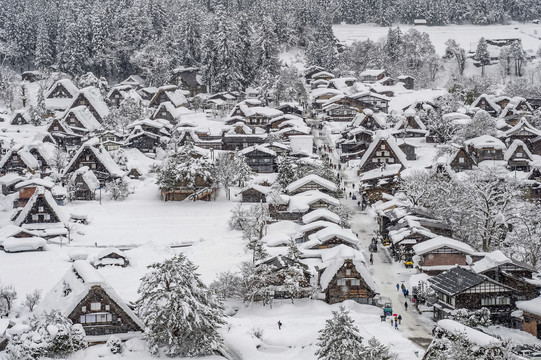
[24,289,42,312]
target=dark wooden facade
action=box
[69,285,142,336]
[240,187,268,203]
[243,149,276,173]
[449,148,476,171]
[65,147,116,184]
[71,93,106,123]
[320,259,376,305]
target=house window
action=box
[337,279,346,286]
[115,94,120,99]
[32,214,39,221]
[82,306,86,312]
[351,279,360,286]
[90,302,101,311]
[516,152,522,158]
[162,112,167,116]
[380,144,386,149]
[345,269,351,275]
[38,207,44,212]
[54,126,59,131]
[44,214,50,220]
[105,305,110,311]
[85,155,90,161]
[459,157,465,163]
[388,158,394,163]
[91,163,96,169]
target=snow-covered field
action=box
[333,23,541,55]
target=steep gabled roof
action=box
[13,186,66,227]
[471,250,535,274]
[63,139,125,178]
[286,174,337,193]
[45,78,79,99]
[301,209,341,224]
[471,94,500,112]
[63,106,102,132]
[413,236,475,256]
[74,87,110,120]
[504,118,541,137]
[504,139,534,162]
[318,257,377,292]
[357,132,409,171]
[38,260,144,330]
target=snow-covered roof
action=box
[516,296,541,317]
[240,144,276,157]
[437,319,503,348]
[504,118,541,137]
[0,173,25,186]
[286,174,337,193]
[319,258,377,292]
[288,190,340,213]
[38,260,144,330]
[504,139,533,162]
[389,226,437,245]
[63,140,125,178]
[45,79,79,99]
[14,178,54,190]
[75,87,110,120]
[3,237,46,252]
[304,226,359,250]
[311,71,335,79]
[471,94,500,112]
[14,186,67,227]
[72,166,100,191]
[359,163,402,182]
[239,184,272,195]
[413,236,475,256]
[120,75,145,87]
[302,209,341,224]
[360,69,386,77]
[63,106,102,132]
[471,250,535,274]
[0,225,38,240]
[357,132,409,171]
[464,135,506,150]
[298,220,339,235]
[0,145,39,170]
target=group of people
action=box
[390,314,403,330]
[396,283,410,311]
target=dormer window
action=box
[380,144,386,149]
[345,269,351,276]
[459,157,465,163]
[38,206,44,212]
[516,152,522,158]
[90,302,101,311]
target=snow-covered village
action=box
[1,1,541,359]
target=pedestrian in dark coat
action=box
[398,315,402,324]
[396,283,400,291]
[395,321,398,330]
[278,320,282,330]
[404,302,408,311]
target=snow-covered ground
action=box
[333,23,541,55]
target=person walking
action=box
[369,253,373,265]
[357,200,361,207]
[390,319,394,326]
[404,302,408,311]
[396,283,400,291]
[278,320,282,330]
[398,315,402,324]
[395,321,398,330]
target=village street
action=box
[312,123,434,350]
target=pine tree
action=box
[137,254,225,357]
[315,306,366,360]
[34,17,53,70]
[306,12,337,70]
[384,27,402,65]
[444,38,466,75]
[510,40,527,77]
[277,156,297,189]
[364,337,394,360]
[287,237,302,260]
[474,37,491,76]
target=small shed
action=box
[93,248,129,268]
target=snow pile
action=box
[437,319,502,348]
[2,237,46,252]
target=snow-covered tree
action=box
[287,237,302,260]
[7,310,87,360]
[305,13,338,70]
[506,202,541,269]
[106,335,123,354]
[316,306,366,360]
[509,40,527,77]
[450,308,492,327]
[363,337,395,360]
[34,17,53,70]
[474,37,491,76]
[213,151,253,200]
[24,289,42,312]
[458,109,496,140]
[105,177,130,200]
[137,254,225,357]
[444,39,466,75]
[209,270,242,299]
[238,203,271,262]
[277,156,298,189]
[0,282,17,316]
[423,109,459,143]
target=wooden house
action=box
[254,255,311,300]
[120,75,145,89]
[350,109,385,131]
[0,173,24,195]
[47,118,83,149]
[222,123,267,150]
[500,97,533,121]
[302,227,360,250]
[503,118,541,148]
[303,66,326,84]
[397,140,416,161]
[301,208,340,225]
[228,102,283,130]
[138,86,158,101]
[285,174,337,196]
[148,85,188,108]
[393,108,427,138]
[63,141,125,185]
[505,139,534,172]
[10,111,30,125]
[99,131,124,152]
[428,266,517,324]
[67,87,110,124]
[125,130,165,154]
[349,92,389,113]
[311,88,343,110]
[170,67,206,96]
[311,71,335,83]
[44,79,79,113]
[358,163,402,203]
[322,103,359,122]
[297,221,339,242]
[107,85,142,108]
[397,75,414,90]
[357,134,408,174]
[93,248,129,268]
[161,174,214,202]
[516,297,541,339]
[317,258,377,305]
[359,69,387,83]
[524,167,541,201]
[464,135,506,162]
[127,168,142,179]
[0,146,41,175]
[277,103,303,116]
[240,145,277,173]
[13,186,66,232]
[38,260,144,339]
[68,166,99,201]
[61,106,102,135]
[447,146,477,172]
[413,236,476,275]
[151,102,189,123]
[472,250,539,301]
[238,185,271,203]
[471,94,501,116]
